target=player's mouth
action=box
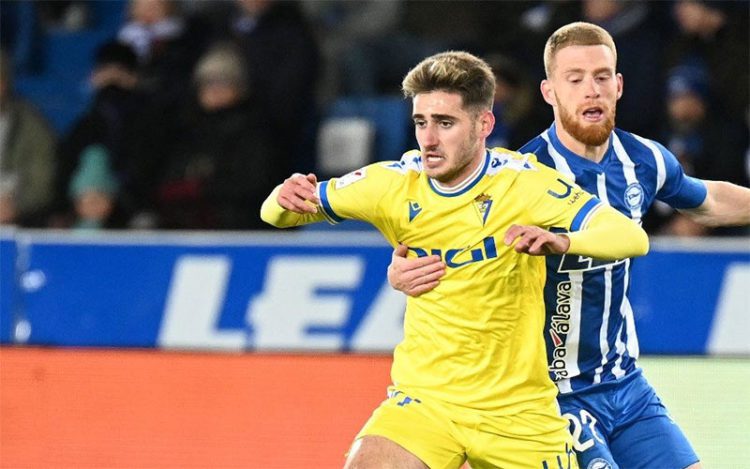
[581,106,605,122]
[423,153,445,167]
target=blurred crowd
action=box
[0,0,747,235]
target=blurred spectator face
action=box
[237,0,273,17]
[674,0,726,36]
[75,191,114,222]
[130,0,173,25]
[668,93,706,128]
[198,80,243,111]
[543,45,622,147]
[583,0,623,22]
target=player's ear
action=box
[616,72,624,100]
[480,109,495,138]
[541,80,556,107]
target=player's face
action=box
[412,91,493,186]
[542,45,622,147]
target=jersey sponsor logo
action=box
[557,254,626,273]
[334,168,367,189]
[547,178,574,199]
[407,236,498,269]
[408,201,423,222]
[473,193,493,226]
[624,182,644,210]
[549,281,572,380]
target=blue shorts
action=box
[558,371,699,469]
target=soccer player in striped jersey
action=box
[262,51,649,469]
[389,22,750,469]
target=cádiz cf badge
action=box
[473,193,493,226]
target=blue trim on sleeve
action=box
[570,198,602,232]
[319,181,345,223]
[673,175,708,209]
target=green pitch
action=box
[639,356,750,468]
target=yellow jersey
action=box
[266,148,602,415]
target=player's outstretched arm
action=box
[387,244,446,297]
[260,173,325,228]
[679,180,750,227]
[505,205,649,260]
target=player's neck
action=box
[554,124,609,163]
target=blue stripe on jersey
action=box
[318,181,344,223]
[570,198,601,232]
[524,124,702,394]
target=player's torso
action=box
[524,126,661,393]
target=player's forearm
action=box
[680,180,750,227]
[260,185,326,228]
[566,206,649,260]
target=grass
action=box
[639,356,750,468]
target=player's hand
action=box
[277,173,320,214]
[387,243,445,296]
[504,224,570,255]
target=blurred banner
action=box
[1,229,748,354]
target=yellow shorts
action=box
[354,388,578,469]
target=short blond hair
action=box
[544,22,617,78]
[402,51,495,112]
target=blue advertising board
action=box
[0,230,747,354]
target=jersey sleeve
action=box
[652,140,707,209]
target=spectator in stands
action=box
[153,43,283,230]
[0,49,56,227]
[667,0,749,118]
[117,0,210,112]
[65,144,128,231]
[485,53,551,151]
[645,62,749,236]
[229,0,320,173]
[50,40,154,229]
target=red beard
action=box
[558,100,615,147]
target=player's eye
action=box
[439,120,453,128]
[413,119,426,128]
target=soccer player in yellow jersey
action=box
[261,51,648,469]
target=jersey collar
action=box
[428,151,490,197]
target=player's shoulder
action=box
[378,149,424,176]
[487,147,541,175]
[329,150,419,191]
[613,128,671,162]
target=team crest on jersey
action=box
[335,168,367,189]
[473,193,493,226]
[408,200,422,222]
[623,183,644,210]
[587,458,613,469]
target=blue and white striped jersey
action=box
[518,123,707,394]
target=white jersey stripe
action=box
[596,173,609,206]
[541,131,575,181]
[593,265,614,384]
[622,259,640,359]
[633,134,667,192]
[612,134,642,222]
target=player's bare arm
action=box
[276,173,320,214]
[679,180,750,227]
[387,244,446,297]
[504,225,570,255]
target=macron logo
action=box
[408,201,422,222]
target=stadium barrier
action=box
[1,229,748,354]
